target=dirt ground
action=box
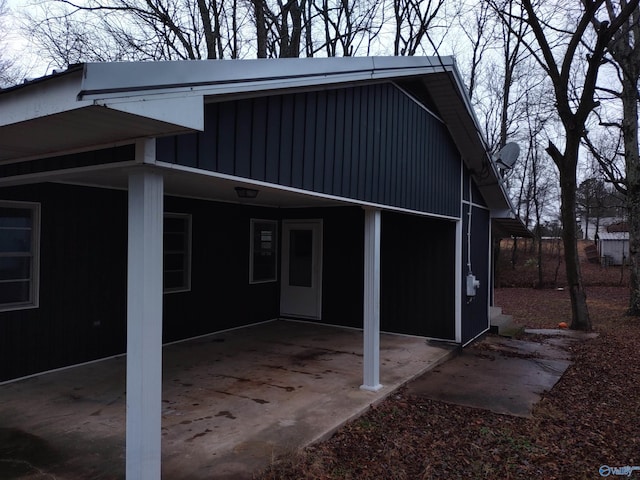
[255,241,640,479]
[496,238,629,289]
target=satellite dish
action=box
[495,142,520,170]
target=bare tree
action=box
[311,0,383,57]
[461,0,540,156]
[274,0,305,57]
[524,92,558,287]
[458,1,495,102]
[581,1,639,313]
[600,1,640,314]
[392,0,445,56]
[0,0,24,86]
[577,177,611,239]
[584,127,627,191]
[494,0,639,330]
[27,0,249,63]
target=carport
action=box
[0,320,454,479]
[0,57,524,479]
[1,62,400,477]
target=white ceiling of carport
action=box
[53,165,351,209]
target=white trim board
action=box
[156,161,461,222]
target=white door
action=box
[280,220,323,319]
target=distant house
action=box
[0,57,526,476]
[597,227,629,266]
[580,216,626,240]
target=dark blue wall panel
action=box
[0,145,134,178]
[462,204,490,343]
[381,212,456,339]
[0,184,280,381]
[158,83,462,218]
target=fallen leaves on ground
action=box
[256,284,640,480]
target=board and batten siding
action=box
[157,83,461,218]
[381,212,456,340]
[461,203,490,344]
[0,184,281,382]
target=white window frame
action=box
[249,219,278,284]
[0,201,40,312]
[163,213,192,294]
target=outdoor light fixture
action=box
[235,187,259,199]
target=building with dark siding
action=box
[0,56,527,476]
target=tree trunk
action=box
[304,0,313,56]
[553,237,562,287]
[622,74,640,314]
[253,0,267,58]
[583,208,590,239]
[537,235,543,287]
[393,0,403,55]
[550,141,592,330]
[232,0,238,58]
[197,0,217,59]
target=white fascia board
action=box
[97,95,204,131]
[373,55,452,69]
[0,67,202,132]
[78,57,452,103]
[80,57,377,93]
[0,70,90,126]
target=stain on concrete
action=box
[263,364,317,376]
[0,428,62,477]
[215,411,236,420]
[292,349,331,365]
[212,374,252,383]
[212,374,295,393]
[187,429,213,442]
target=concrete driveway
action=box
[0,320,455,479]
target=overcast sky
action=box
[4,0,55,79]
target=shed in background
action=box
[597,232,629,266]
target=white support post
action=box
[126,143,163,480]
[455,218,463,344]
[361,208,382,392]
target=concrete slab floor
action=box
[406,331,591,418]
[0,320,455,480]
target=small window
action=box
[0,201,40,311]
[164,213,191,293]
[250,219,277,283]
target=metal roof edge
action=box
[77,57,452,100]
[0,64,85,95]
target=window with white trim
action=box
[164,213,191,293]
[250,219,277,283]
[0,202,40,311]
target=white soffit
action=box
[0,106,194,163]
